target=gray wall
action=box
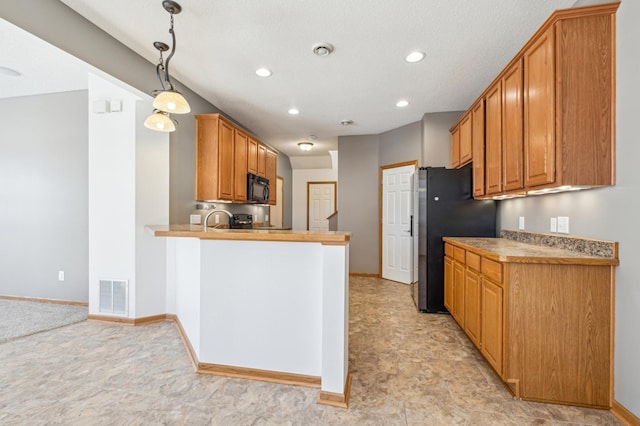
[379,121,421,167]
[422,111,464,167]
[0,91,88,302]
[498,0,638,416]
[337,135,380,274]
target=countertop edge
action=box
[146,225,351,245]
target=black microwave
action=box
[247,173,269,203]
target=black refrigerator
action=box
[412,165,496,313]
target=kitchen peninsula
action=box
[147,225,351,407]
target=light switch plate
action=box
[518,216,525,230]
[189,214,201,225]
[550,217,557,233]
[557,216,570,234]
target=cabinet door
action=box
[247,137,258,175]
[464,268,481,348]
[217,119,235,200]
[257,144,267,177]
[459,114,472,166]
[195,117,219,201]
[481,278,503,376]
[444,256,454,313]
[485,82,503,195]
[234,129,248,202]
[450,126,461,168]
[452,261,465,326]
[471,100,485,198]
[524,28,556,187]
[265,149,277,205]
[502,59,524,192]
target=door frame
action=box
[306,181,337,231]
[379,160,419,278]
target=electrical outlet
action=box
[550,217,557,233]
[557,216,570,234]
[265,214,269,222]
[518,216,525,230]
[58,271,65,281]
[189,214,201,225]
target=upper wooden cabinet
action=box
[450,114,472,169]
[195,113,277,203]
[247,137,259,175]
[195,114,235,201]
[471,100,485,197]
[524,8,615,191]
[234,129,248,202]
[265,149,277,205]
[257,144,267,177]
[451,2,618,198]
[485,81,503,195]
[450,126,460,168]
[502,59,524,193]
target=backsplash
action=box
[192,203,270,226]
[500,230,617,258]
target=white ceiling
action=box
[3,0,576,158]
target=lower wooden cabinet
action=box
[480,277,503,376]
[463,268,481,348]
[443,240,615,409]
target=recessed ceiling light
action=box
[288,108,300,115]
[312,42,334,57]
[396,100,409,108]
[405,51,426,63]
[255,68,272,77]
[0,66,22,77]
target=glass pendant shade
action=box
[152,90,191,114]
[144,111,176,132]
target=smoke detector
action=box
[340,119,354,126]
[312,43,334,57]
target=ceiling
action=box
[3,0,576,158]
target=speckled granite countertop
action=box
[444,231,618,265]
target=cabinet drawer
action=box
[445,243,454,258]
[466,251,481,271]
[482,258,503,283]
[453,247,466,263]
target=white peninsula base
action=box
[156,226,351,407]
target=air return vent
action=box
[99,279,128,315]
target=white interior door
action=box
[308,182,336,231]
[382,165,414,284]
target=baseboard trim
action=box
[612,399,640,426]
[349,273,379,277]
[317,373,352,408]
[197,363,321,389]
[87,312,349,406]
[0,295,88,307]
[87,314,168,325]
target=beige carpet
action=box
[0,299,87,343]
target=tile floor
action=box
[0,276,623,425]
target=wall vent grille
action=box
[99,279,128,315]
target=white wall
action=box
[88,74,168,318]
[498,0,639,416]
[0,91,88,302]
[292,168,338,231]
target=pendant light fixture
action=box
[145,1,190,132]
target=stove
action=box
[230,214,253,229]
